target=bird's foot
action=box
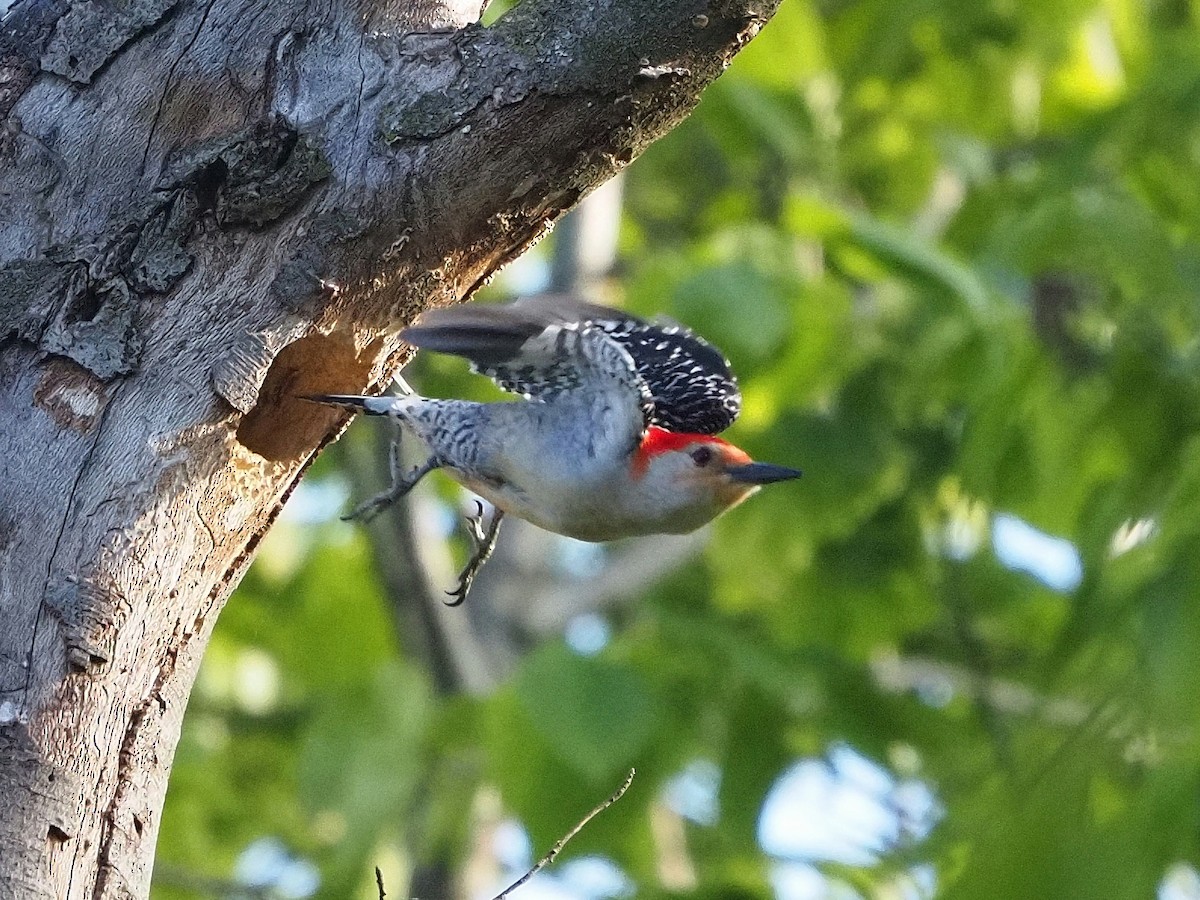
[445,501,504,606]
[344,438,440,522]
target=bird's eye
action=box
[690,446,714,467]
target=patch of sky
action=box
[662,758,720,826]
[235,837,320,899]
[992,513,1083,592]
[758,744,939,867]
[565,613,611,656]
[487,820,631,900]
[280,476,351,525]
[1161,863,1200,900]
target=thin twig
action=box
[492,769,636,900]
[375,866,386,900]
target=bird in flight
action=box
[307,295,801,603]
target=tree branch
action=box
[492,768,636,900]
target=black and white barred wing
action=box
[402,301,653,427]
[500,294,742,434]
[404,296,741,436]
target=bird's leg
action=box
[445,501,504,606]
[344,431,441,523]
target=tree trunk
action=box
[0,0,778,895]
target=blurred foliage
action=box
[158,1,1200,897]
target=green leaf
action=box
[515,643,659,781]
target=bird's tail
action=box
[300,394,402,415]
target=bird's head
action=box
[631,427,802,532]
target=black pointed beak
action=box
[726,462,803,485]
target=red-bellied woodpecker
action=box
[307,295,801,602]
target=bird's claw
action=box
[465,500,489,542]
[343,464,421,522]
[341,493,394,523]
[444,502,504,606]
[344,441,441,523]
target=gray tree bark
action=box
[0,0,779,896]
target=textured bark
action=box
[0,0,779,896]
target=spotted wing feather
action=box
[481,323,655,423]
[590,316,740,435]
[403,296,739,435]
[502,295,742,433]
[403,303,654,420]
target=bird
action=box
[305,294,801,603]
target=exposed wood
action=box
[0,0,780,896]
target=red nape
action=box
[632,426,739,478]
